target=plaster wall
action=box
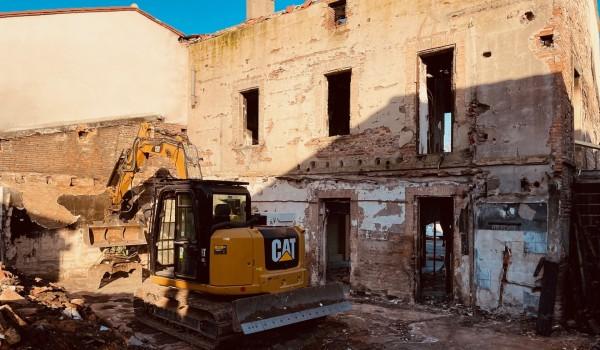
[188,0,563,178]
[0,10,188,131]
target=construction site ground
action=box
[0,268,595,349]
[49,275,595,350]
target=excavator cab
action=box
[148,180,252,285]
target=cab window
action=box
[176,193,195,241]
[156,196,176,275]
[212,194,247,224]
[175,193,197,278]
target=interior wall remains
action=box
[0,117,186,281]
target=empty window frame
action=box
[573,69,582,140]
[327,70,351,136]
[329,0,347,26]
[418,48,454,154]
[241,89,259,145]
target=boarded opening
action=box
[242,89,259,145]
[324,200,351,284]
[327,70,351,136]
[418,197,454,301]
[418,49,454,154]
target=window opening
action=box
[540,34,554,47]
[329,0,347,26]
[242,89,259,145]
[213,194,247,225]
[443,112,452,153]
[418,49,454,154]
[574,69,582,140]
[327,70,351,136]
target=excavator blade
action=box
[85,221,146,248]
[232,283,350,334]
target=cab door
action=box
[174,192,199,279]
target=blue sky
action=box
[0,1,598,35]
[0,0,306,35]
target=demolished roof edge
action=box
[0,114,166,139]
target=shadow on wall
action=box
[214,70,580,309]
[0,70,585,334]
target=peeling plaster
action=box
[359,202,405,232]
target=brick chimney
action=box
[247,0,274,20]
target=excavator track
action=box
[134,279,350,348]
[133,280,237,349]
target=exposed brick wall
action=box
[0,119,186,181]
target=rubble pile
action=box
[0,266,126,349]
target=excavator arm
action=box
[107,122,202,209]
[84,122,202,286]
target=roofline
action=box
[0,6,183,37]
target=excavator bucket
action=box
[232,283,350,334]
[85,221,146,248]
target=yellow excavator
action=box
[86,122,349,347]
[133,179,349,348]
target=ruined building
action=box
[185,0,600,313]
[1,0,600,318]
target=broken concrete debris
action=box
[0,265,125,348]
[0,289,26,305]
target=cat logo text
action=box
[271,238,296,263]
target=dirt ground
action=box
[60,276,597,350]
[0,269,597,350]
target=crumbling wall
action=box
[0,116,176,183]
[565,0,600,169]
[0,175,103,280]
[185,0,599,311]
[244,176,471,301]
[0,117,187,282]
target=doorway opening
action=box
[323,199,351,284]
[418,197,454,301]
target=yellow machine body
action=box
[151,227,308,295]
[133,178,349,348]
